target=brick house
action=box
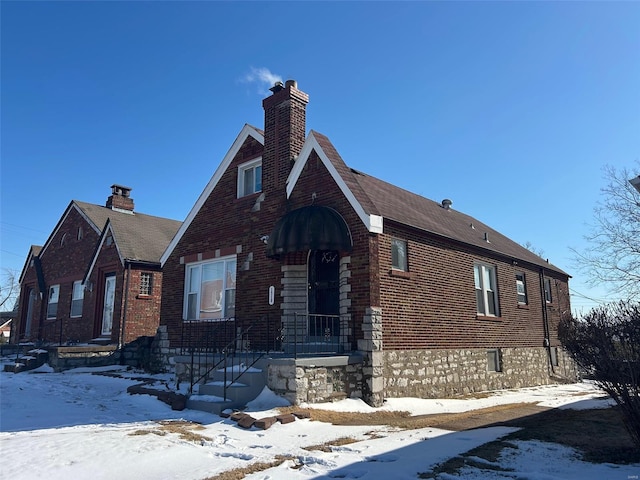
[159,80,577,407]
[14,186,181,350]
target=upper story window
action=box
[77,226,83,241]
[474,263,499,317]
[544,278,553,303]
[391,238,408,271]
[140,272,153,296]
[47,284,60,319]
[71,280,84,318]
[60,233,68,247]
[237,158,262,198]
[184,256,237,321]
[516,272,528,304]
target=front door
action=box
[101,275,116,336]
[308,250,340,341]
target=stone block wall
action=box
[267,358,363,405]
[383,346,579,398]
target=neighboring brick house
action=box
[14,186,181,348]
[160,81,577,406]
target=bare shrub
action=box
[558,301,640,447]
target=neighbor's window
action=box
[543,278,553,303]
[474,263,499,316]
[238,158,262,197]
[487,349,503,372]
[516,272,528,304]
[184,256,236,320]
[139,272,153,296]
[47,284,60,319]
[70,281,84,317]
[391,239,408,271]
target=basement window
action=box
[487,349,502,372]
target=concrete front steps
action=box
[187,361,267,415]
[3,345,49,373]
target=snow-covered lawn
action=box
[0,363,637,480]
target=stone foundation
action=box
[383,346,579,398]
[267,356,364,405]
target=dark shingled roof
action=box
[74,201,181,264]
[309,131,567,276]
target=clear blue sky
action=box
[2,1,639,313]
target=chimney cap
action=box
[441,198,452,209]
[111,184,132,197]
[269,81,284,94]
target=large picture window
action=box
[184,257,236,320]
[474,263,499,317]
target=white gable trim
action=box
[286,132,383,234]
[160,125,264,266]
[83,221,125,284]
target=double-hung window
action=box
[47,284,60,319]
[238,158,262,198]
[70,281,84,317]
[516,272,528,304]
[184,257,237,320]
[474,263,499,316]
[391,238,408,271]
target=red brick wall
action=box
[16,207,102,343]
[379,220,570,350]
[120,267,164,344]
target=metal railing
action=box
[179,312,357,393]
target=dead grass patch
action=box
[201,455,294,480]
[303,436,360,452]
[278,402,537,430]
[129,420,211,443]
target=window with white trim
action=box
[474,263,499,316]
[184,257,236,320]
[47,284,60,319]
[391,238,408,271]
[237,158,262,197]
[70,281,84,317]
[139,272,153,296]
[516,272,528,304]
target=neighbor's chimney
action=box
[106,184,134,213]
[262,79,309,194]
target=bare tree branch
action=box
[0,269,20,311]
[572,162,640,301]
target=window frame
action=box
[474,263,500,317]
[70,280,84,318]
[183,256,237,321]
[515,272,528,305]
[47,284,60,319]
[139,272,153,296]
[543,278,553,303]
[237,158,263,198]
[487,349,503,372]
[391,238,408,272]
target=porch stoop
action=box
[3,346,49,373]
[186,361,268,416]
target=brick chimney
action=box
[262,79,309,195]
[106,184,134,213]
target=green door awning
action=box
[266,205,353,259]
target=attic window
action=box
[77,226,83,241]
[106,235,113,246]
[238,158,262,198]
[60,233,68,247]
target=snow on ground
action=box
[0,361,637,480]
